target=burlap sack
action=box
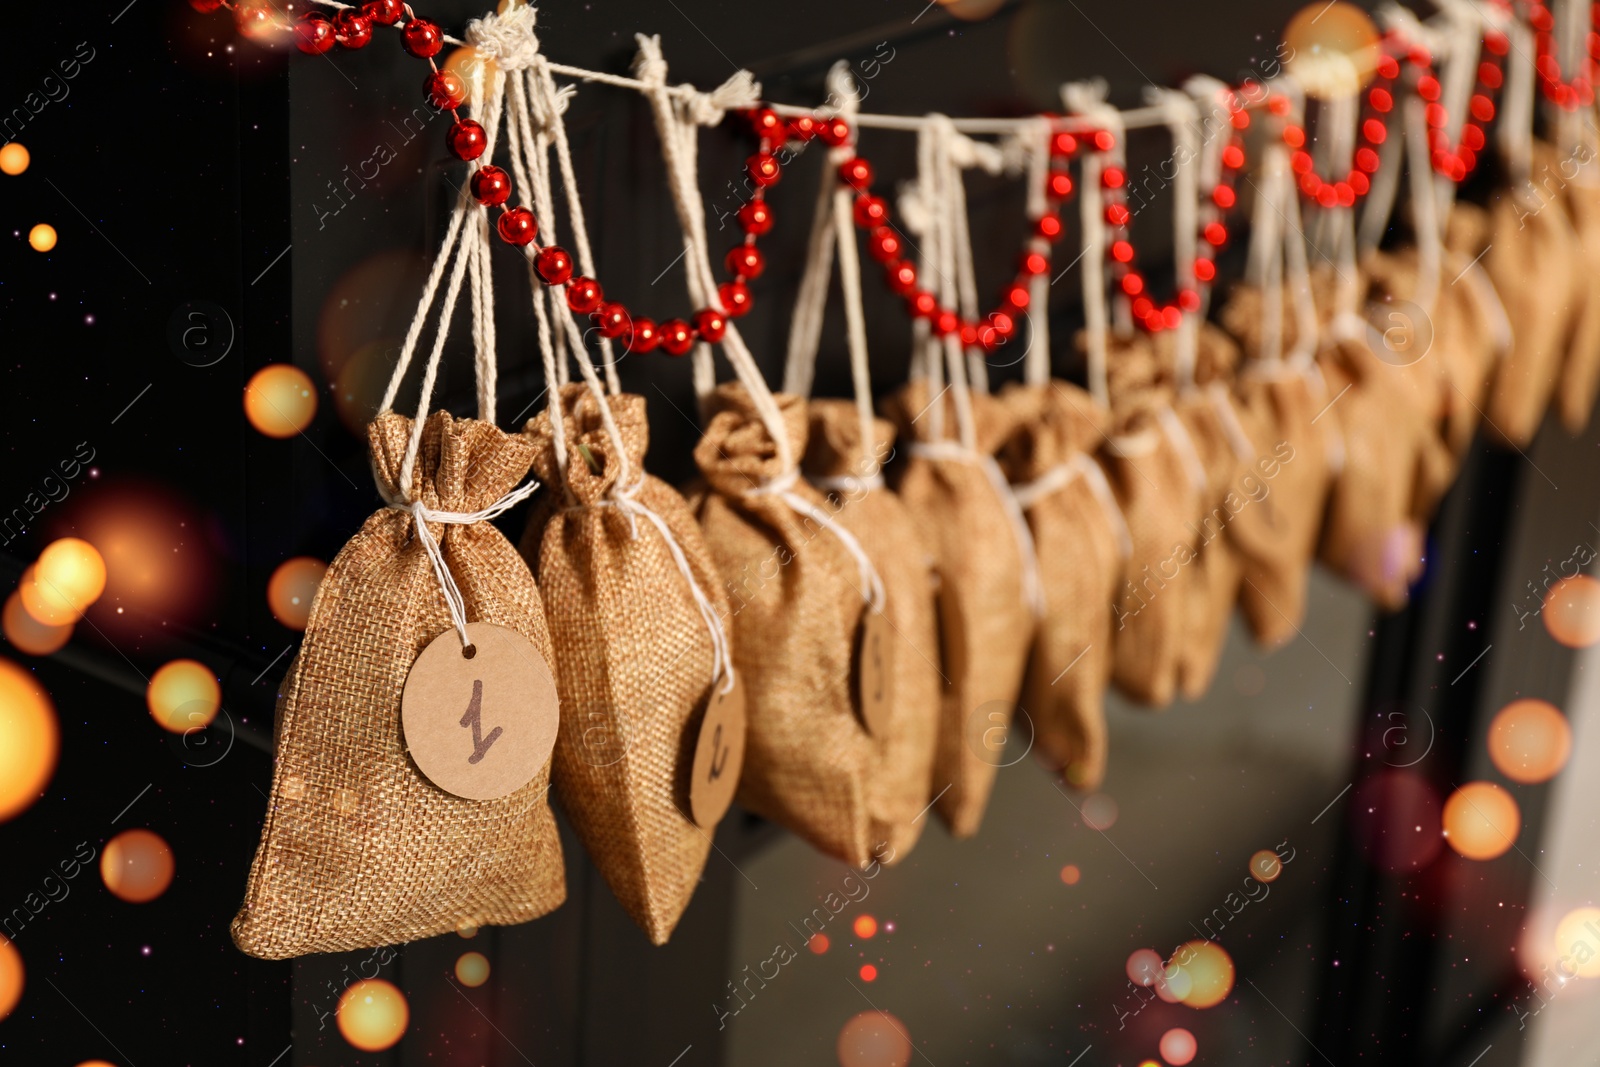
[1556,171,1600,432]
[802,400,941,861]
[694,383,878,866]
[1484,164,1583,447]
[1315,339,1426,610]
[1441,202,1503,455]
[999,381,1121,789]
[518,385,726,944]
[883,381,1032,839]
[233,411,566,959]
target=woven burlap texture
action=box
[1440,203,1502,456]
[694,383,878,867]
[884,380,1031,839]
[803,400,941,862]
[520,385,724,945]
[999,380,1119,789]
[1542,148,1600,432]
[232,411,566,960]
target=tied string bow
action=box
[744,468,887,615]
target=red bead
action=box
[718,280,753,317]
[747,152,781,188]
[592,302,630,339]
[1485,30,1510,56]
[566,277,604,315]
[725,245,765,279]
[426,71,468,111]
[295,14,336,55]
[1105,203,1130,227]
[787,115,820,141]
[694,308,728,343]
[333,11,372,48]
[818,117,852,146]
[235,0,273,26]
[1047,171,1074,199]
[1020,251,1049,276]
[1363,118,1386,145]
[1463,124,1485,151]
[1101,166,1126,189]
[748,107,783,141]
[497,207,538,246]
[448,120,487,161]
[1470,93,1495,122]
[1110,239,1133,264]
[1194,257,1216,283]
[470,166,512,206]
[1035,213,1064,241]
[886,259,918,295]
[401,18,443,58]
[1131,295,1154,319]
[1283,125,1305,149]
[624,316,659,353]
[1203,222,1227,247]
[1178,288,1201,312]
[1355,146,1380,173]
[908,290,939,318]
[1002,282,1031,310]
[1300,172,1323,197]
[1161,306,1181,331]
[1316,184,1339,208]
[839,157,874,190]
[534,246,574,285]
[1425,102,1448,129]
[1350,171,1371,196]
[659,319,695,356]
[867,226,902,263]
[1120,273,1144,297]
[959,322,979,348]
[1221,144,1245,170]
[989,310,1017,338]
[1051,131,1078,156]
[1213,185,1236,209]
[1531,5,1554,32]
[1417,75,1441,102]
[189,0,225,10]
[363,0,404,24]
[1230,108,1251,130]
[1334,182,1355,207]
[738,199,774,236]
[1479,62,1503,90]
[1376,54,1401,79]
[853,194,888,228]
[1091,130,1115,152]
[1369,87,1392,114]
[977,324,1004,352]
[1267,95,1291,116]
[933,310,960,336]
[1291,149,1314,174]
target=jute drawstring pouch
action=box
[1542,135,1600,432]
[1440,203,1505,455]
[233,55,564,957]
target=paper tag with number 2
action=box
[402,622,559,801]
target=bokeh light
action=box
[809,934,830,955]
[0,658,58,822]
[1154,963,1191,1003]
[1081,793,1118,830]
[1554,907,1600,979]
[21,538,107,626]
[0,934,20,1021]
[1351,769,1444,872]
[0,143,29,176]
[4,588,72,656]
[146,659,221,733]
[837,1009,911,1067]
[74,1062,118,1067]
[317,250,429,434]
[1442,782,1520,861]
[28,224,56,252]
[1060,863,1081,885]
[1172,940,1234,1009]
[267,557,327,630]
[101,828,175,903]
[1249,849,1282,883]
[1127,948,1164,987]
[1160,1027,1198,1066]
[455,951,490,987]
[71,484,216,627]
[859,964,878,981]
[457,921,478,939]
[1488,699,1571,784]
[854,914,878,939]
[1282,1,1380,97]
[938,0,1009,20]
[244,364,318,438]
[338,978,409,1052]
[1543,575,1600,647]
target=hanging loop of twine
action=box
[744,468,887,614]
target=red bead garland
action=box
[1530,0,1599,110]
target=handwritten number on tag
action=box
[868,629,886,704]
[708,724,728,781]
[459,679,503,765]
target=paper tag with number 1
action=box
[402,621,560,800]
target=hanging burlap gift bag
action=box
[1544,131,1600,432]
[506,53,735,945]
[1442,201,1511,456]
[636,38,887,866]
[233,55,564,958]
[783,69,941,862]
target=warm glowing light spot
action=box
[1488,699,1571,784]
[28,223,56,252]
[1282,2,1381,97]
[22,538,107,625]
[1249,849,1283,883]
[147,659,221,734]
[100,828,175,903]
[1554,907,1600,979]
[1060,863,1081,885]
[1081,792,1118,830]
[859,964,878,982]
[837,1009,911,1067]
[808,934,829,955]
[244,364,318,438]
[1442,781,1520,860]
[1543,575,1600,647]
[455,951,490,987]
[1155,961,1192,1003]
[0,658,57,822]
[0,143,29,176]
[1160,1028,1198,1066]
[4,588,72,656]
[1126,948,1164,987]
[267,557,327,631]
[854,914,878,939]
[457,921,479,939]
[1351,769,1444,872]
[338,978,408,1052]
[0,934,21,1021]
[1172,940,1234,1008]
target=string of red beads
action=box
[1528,0,1600,110]
[1409,30,1507,182]
[1277,47,1401,207]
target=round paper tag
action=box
[856,606,896,736]
[935,570,967,694]
[401,622,559,801]
[689,675,746,828]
